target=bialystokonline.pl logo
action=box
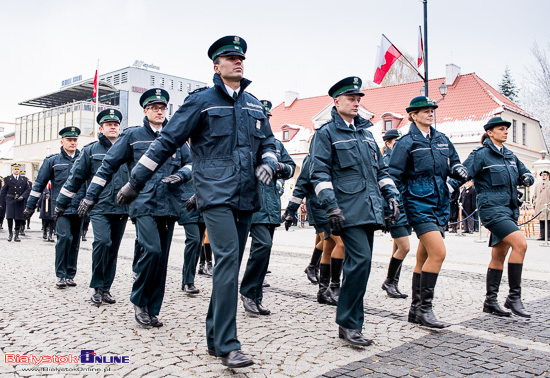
[4,349,130,366]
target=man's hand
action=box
[281,211,294,231]
[388,198,400,223]
[117,182,139,206]
[53,207,64,221]
[161,175,183,185]
[455,166,468,181]
[255,164,274,186]
[276,162,287,174]
[23,207,34,220]
[521,174,534,187]
[185,194,197,211]
[381,214,394,233]
[77,199,95,218]
[327,207,346,235]
[16,196,25,202]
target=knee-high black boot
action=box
[538,221,546,241]
[317,263,336,306]
[305,248,322,283]
[504,263,531,318]
[408,272,421,323]
[327,258,343,303]
[382,257,407,298]
[204,243,213,276]
[483,268,511,316]
[415,272,450,328]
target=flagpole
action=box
[93,60,99,139]
[382,34,425,80]
[423,0,429,97]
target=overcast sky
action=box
[1,0,548,123]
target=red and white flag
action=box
[92,61,99,103]
[417,26,424,67]
[373,34,402,85]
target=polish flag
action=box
[92,61,99,103]
[373,34,402,85]
[417,26,424,67]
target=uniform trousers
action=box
[55,214,83,279]
[182,222,206,285]
[336,225,375,330]
[202,205,252,356]
[130,216,175,316]
[240,224,275,303]
[89,214,129,291]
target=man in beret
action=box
[56,109,129,306]
[309,77,400,346]
[24,127,86,288]
[79,89,192,329]
[0,164,30,241]
[112,36,277,368]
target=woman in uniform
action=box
[389,96,468,328]
[381,129,411,299]
[463,116,534,318]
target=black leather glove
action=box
[16,196,25,202]
[117,182,139,205]
[276,162,287,174]
[327,207,345,235]
[23,207,34,220]
[161,175,183,185]
[185,194,197,211]
[255,164,274,186]
[53,207,65,222]
[521,174,534,187]
[381,214,394,233]
[455,166,468,181]
[77,199,95,218]
[281,211,294,231]
[388,198,400,223]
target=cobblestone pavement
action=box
[1,220,549,377]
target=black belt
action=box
[7,194,20,198]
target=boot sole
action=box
[482,306,511,317]
[504,302,531,318]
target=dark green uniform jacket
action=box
[57,133,129,215]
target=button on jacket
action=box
[388,123,465,227]
[57,133,129,216]
[463,138,533,228]
[251,139,295,225]
[85,118,192,219]
[310,108,399,227]
[127,74,278,213]
[27,147,85,215]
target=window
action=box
[169,79,174,90]
[113,74,120,85]
[106,76,112,83]
[160,77,165,88]
[384,120,392,131]
[150,75,155,86]
[186,83,192,93]
[178,81,183,92]
[169,104,173,116]
[121,71,128,83]
[522,123,527,145]
[512,120,517,143]
[283,130,289,141]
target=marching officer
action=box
[240,99,296,315]
[115,36,277,368]
[0,163,31,241]
[309,77,400,346]
[78,88,192,328]
[38,183,55,242]
[56,109,129,306]
[0,176,5,230]
[24,127,86,288]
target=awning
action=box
[18,80,118,108]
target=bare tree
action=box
[381,52,423,86]
[521,42,550,144]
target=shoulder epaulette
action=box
[83,140,98,148]
[473,146,484,152]
[46,153,57,159]
[189,86,209,95]
[246,91,259,101]
[317,120,331,130]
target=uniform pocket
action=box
[208,108,233,137]
[489,166,506,186]
[411,148,432,173]
[336,174,365,194]
[408,177,434,197]
[200,158,235,180]
[334,141,359,168]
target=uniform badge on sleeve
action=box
[256,120,261,129]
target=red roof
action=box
[269,73,531,133]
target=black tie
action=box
[233,92,238,101]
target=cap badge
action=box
[353,77,359,83]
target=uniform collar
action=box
[143,117,167,137]
[483,138,511,156]
[59,146,79,160]
[409,122,438,140]
[331,107,372,131]
[213,73,251,100]
[98,132,112,148]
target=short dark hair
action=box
[213,57,221,65]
